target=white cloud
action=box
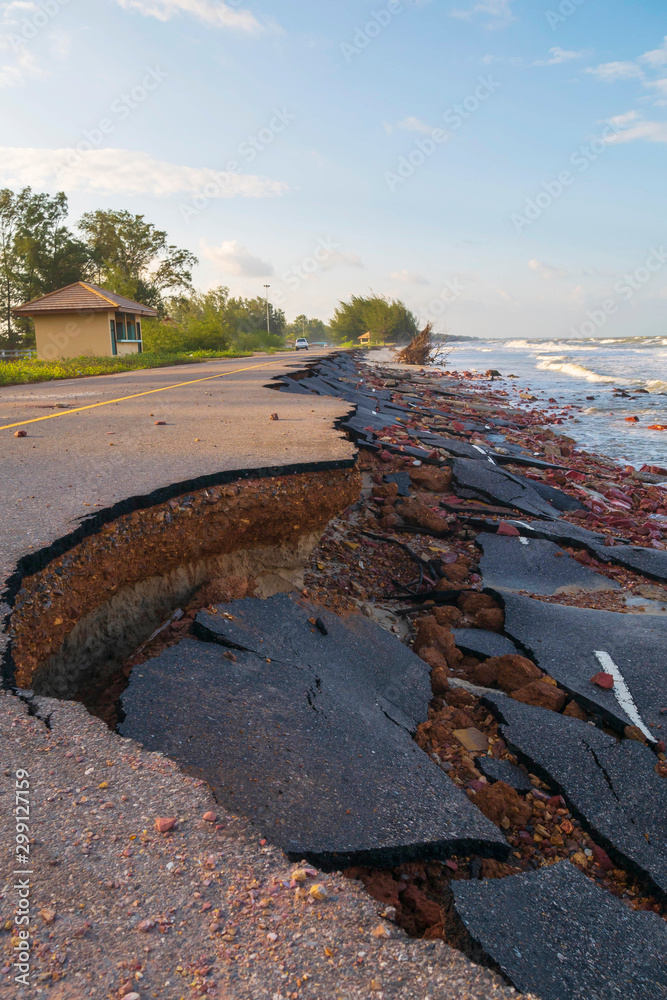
[605,116,667,144]
[0,43,41,87]
[534,47,584,67]
[450,0,514,27]
[396,116,432,134]
[114,0,263,32]
[318,251,363,272]
[0,146,288,198]
[585,60,645,82]
[390,269,429,285]
[529,259,567,280]
[201,239,273,277]
[640,36,667,68]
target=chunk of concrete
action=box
[478,534,620,595]
[451,460,562,519]
[483,693,667,895]
[120,600,509,868]
[500,593,667,734]
[501,518,667,584]
[452,629,519,659]
[500,472,585,513]
[452,861,667,1000]
[476,758,533,792]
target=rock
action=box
[563,700,588,720]
[457,592,498,615]
[408,466,453,492]
[154,420,166,425]
[445,687,477,709]
[203,811,217,823]
[39,907,56,925]
[417,645,450,673]
[122,596,508,868]
[482,655,541,694]
[433,606,462,627]
[623,725,647,744]
[430,666,450,697]
[474,608,504,632]
[512,680,566,713]
[379,514,400,529]
[591,671,614,690]
[452,861,667,1000]
[269,412,279,420]
[476,758,533,793]
[14,429,27,437]
[472,781,531,827]
[453,728,489,753]
[395,498,450,536]
[473,660,500,687]
[483,694,667,894]
[440,562,470,584]
[478,534,620,596]
[155,817,176,833]
[372,483,399,499]
[413,618,462,670]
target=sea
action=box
[435,336,667,471]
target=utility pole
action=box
[263,284,271,336]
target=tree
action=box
[0,187,91,349]
[286,314,328,342]
[77,209,198,310]
[329,294,418,345]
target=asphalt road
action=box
[0,350,355,598]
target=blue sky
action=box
[1,0,666,339]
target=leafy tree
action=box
[0,187,92,349]
[77,209,198,310]
[329,294,418,345]
[286,314,328,342]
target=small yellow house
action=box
[358,332,372,345]
[13,282,158,360]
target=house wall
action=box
[34,311,116,360]
[116,341,141,356]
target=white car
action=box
[295,337,309,350]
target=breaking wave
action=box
[535,359,620,383]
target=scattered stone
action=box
[511,680,567,713]
[154,420,166,425]
[482,655,541,694]
[452,861,667,1000]
[471,781,531,827]
[203,811,217,823]
[483,694,667,894]
[591,672,614,690]
[155,817,176,833]
[395,498,451,536]
[14,429,27,437]
[408,466,453,492]
[453,728,489,753]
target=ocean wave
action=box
[535,359,619,383]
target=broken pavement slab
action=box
[482,693,667,895]
[478,534,620,596]
[450,459,563,519]
[452,629,519,659]
[452,861,667,1000]
[500,592,667,735]
[475,757,533,793]
[121,598,509,868]
[502,518,667,584]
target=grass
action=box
[0,349,256,387]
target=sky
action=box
[0,0,666,339]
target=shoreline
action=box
[1,349,665,998]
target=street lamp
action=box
[263,284,271,337]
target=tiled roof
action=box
[13,282,158,317]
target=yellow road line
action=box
[0,358,290,432]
